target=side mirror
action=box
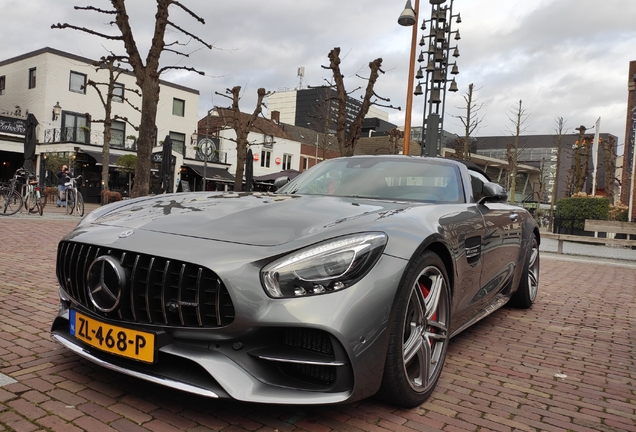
[479,182,507,204]
[273,176,290,191]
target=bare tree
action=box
[600,135,618,203]
[52,0,211,198]
[85,56,141,202]
[548,117,567,232]
[215,86,271,191]
[453,83,484,160]
[505,100,530,203]
[322,47,398,156]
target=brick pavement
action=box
[0,216,634,431]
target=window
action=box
[283,154,292,171]
[69,71,87,94]
[113,82,124,103]
[169,131,186,155]
[61,112,90,143]
[302,157,308,171]
[172,98,185,117]
[28,68,36,89]
[261,150,271,168]
[111,120,126,148]
[0,75,5,95]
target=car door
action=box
[476,200,523,306]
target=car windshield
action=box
[277,157,464,203]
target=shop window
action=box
[69,71,87,94]
[28,68,36,89]
[172,98,185,117]
[261,150,271,168]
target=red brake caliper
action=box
[419,281,437,346]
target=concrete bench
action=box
[543,220,636,254]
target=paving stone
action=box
[0,215,635,432]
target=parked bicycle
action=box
[63,175,84,216]
[1,168,28,216]
[23,173,45,216]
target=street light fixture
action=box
[52,101,62,121]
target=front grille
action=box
[57,241,235,328]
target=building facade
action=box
[620,60,636,216]
[473,133,619,204]
[0,47,221,201]
[267,88,393,136]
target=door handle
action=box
[509,213,518,222]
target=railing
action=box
[43,128,137,151]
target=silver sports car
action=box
[51,155,540,407]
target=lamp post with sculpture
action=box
[399,0,460,157]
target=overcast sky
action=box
[2,0,635,151]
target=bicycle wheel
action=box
[1,189,23,216]
[76,191,84,217]
[65,189,73,215]
[26,189,40,215]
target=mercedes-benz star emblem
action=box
[87,256,127,313]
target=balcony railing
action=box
[43,128,137,151]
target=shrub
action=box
[609,202,628,222]
[101,189,122,204]
[555,196,610,230]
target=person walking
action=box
[56,165,73,207]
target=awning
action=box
[77,149,126,167]
[185,163,235,182]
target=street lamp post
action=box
[398,0,420,156]
[399,0,460,157]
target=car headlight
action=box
[261,232,387,298]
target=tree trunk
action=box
[463,83,474,160]
[132,78,160,197]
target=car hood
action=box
[87,192,420,246]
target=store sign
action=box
[0,116,26,136]
[253,153,259,161]
[152,152,177,165]
[275,157,282,165]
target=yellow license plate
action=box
[70,310,155,363]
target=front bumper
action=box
[51,228,408,404]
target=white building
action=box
[0,47,227,200]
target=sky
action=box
[2,0,635,152]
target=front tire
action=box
[378,251,451,407]
[510,234,539,308]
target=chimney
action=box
[271,110,280,124]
